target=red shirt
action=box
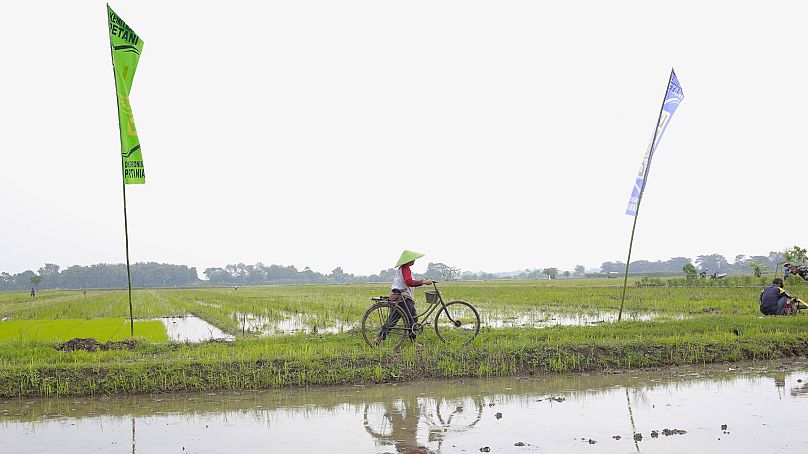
[400,264,423,287]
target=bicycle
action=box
[362,394,483,451]
[361,282,480,348]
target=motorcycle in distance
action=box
[699,268,727,280]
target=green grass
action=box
[0,315,807,397]
[5,279,805,337]
[2,279,808,397]
[0,319,167,343]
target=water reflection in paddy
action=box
[154,316,234,342]
[479,310,682,328]
[231,310,681,337]
[2,361,808,453]
[232,312,357,335]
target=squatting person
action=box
[759,278,794,315]
[375,250,433,347]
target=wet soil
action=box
[56,338,138,352]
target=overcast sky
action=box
[1,1,806,277]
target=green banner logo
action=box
[108,5,145,184]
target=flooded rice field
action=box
[232,312,357,335]
[154,316,234,342]
[155,310,677,342]
[229,310,681,339]
[143,310,673,343]
[2,360,807,453]
[479,310,682,329]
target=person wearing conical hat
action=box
[375,250,433,346]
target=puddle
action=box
[232,312,357,335]
[2,361,807,453]
[152,316,234,342]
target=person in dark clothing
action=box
[784,263,808,281]
[760,278,792,315]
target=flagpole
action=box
[122,177,134,337]
[107,4,135,336]
[618,69,674,322]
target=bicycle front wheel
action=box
[434,300,480,345]
[361,302,411,349]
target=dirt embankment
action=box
[57,338,138,352]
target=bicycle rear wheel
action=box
[361,302,411,349]
[434,300,480,345]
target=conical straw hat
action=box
[395,250,425,268]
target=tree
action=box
[600,262,624,273]
[695,254,728,272]
[443,266,461,281]
[682,263,698,280]
[424,263,450,281]
[30,275,43,288]
[768,250,784,268]
[748,261,768,278]
[37,263,60,286]
[783,245,807,264]
[574,265,586,277]
[562,270,571,278]
[542,268,559,279]
[666,257,693,272]
[204,267,230,283]
[526,269,543,279]
[15,271,36,289]
[330,267,347,283]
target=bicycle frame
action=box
[405,283,458,325]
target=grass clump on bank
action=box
[1,315,807,397]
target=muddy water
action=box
[2,361,807,454]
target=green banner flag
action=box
[107,5,145,184]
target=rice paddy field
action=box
[1,278,807,397]
[0,319,167,343]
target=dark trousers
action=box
[761,296,789,315]
[378,297,418,339]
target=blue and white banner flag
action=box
[626,69,684,216]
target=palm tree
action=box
[748,262,768,278]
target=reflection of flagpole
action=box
[626,389,640,452]
[132,417,136,454]
[618,70,674,322]
[107,3,135,336]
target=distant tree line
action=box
[1,246,803,290]
[0,263,199,290]
[599,250,791,276]
[202,262,464,285]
